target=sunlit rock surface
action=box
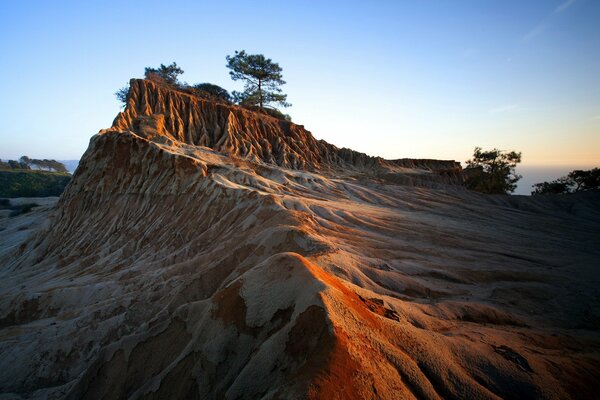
[1,80,599,399]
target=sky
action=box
[0,0,598,193]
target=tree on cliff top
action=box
[115,85,129,107]
[464,147,522,194]
[144,62,184,85]
[192,83,231,103]
[116,62,185,106]
[226,50,290,109]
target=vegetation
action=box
[144,62,184,85]
[464,147,522,194]
[115,85,129,106]
[245,106,292,121]
[30,158,67,172]
[532,168,600,195]
[0,170,71,198]
[1,156,67,172]
[1,160,26,169]
[115,56,293,121]
[191,83,231,103]
[226,50,290,109]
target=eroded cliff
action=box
[0,80,599,399]
[112,79,462,179]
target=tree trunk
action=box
[258,80,263,108]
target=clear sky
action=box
[1,1,598,180]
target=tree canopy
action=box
[192,83,231,102]
[532,168,600,195]
[226,50,290,109]
[114,57,292,120]
[144,62,184,85]
[464,147,522,194]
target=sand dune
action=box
[0,80,599,399]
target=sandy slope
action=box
[0,81,599,399]
[0,198,58,261]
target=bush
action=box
[115,85,130,106]
[144,62,184,85]
[244,105,292,121]
[191,83,231,103]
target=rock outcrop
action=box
[113,79,462,180]
[0,80,599,399]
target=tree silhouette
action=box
[226,50,290,109]
[115,85,129,107]
[464,147,522,194]
[532,168,600,195]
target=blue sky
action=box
[1,0,598,175]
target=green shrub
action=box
[191,83,231,103]
[145,62,184,85]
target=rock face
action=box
[113,79,462,178]
[1,80,599,399]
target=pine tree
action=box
[226,50,290,109]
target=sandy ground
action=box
[0,198,58,261]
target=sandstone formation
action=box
[113,80,462,179]
[0,80,599,399]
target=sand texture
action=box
[1,80,599,399]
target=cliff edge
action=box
[111,79,462,182]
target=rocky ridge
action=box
[113,79,462,179]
